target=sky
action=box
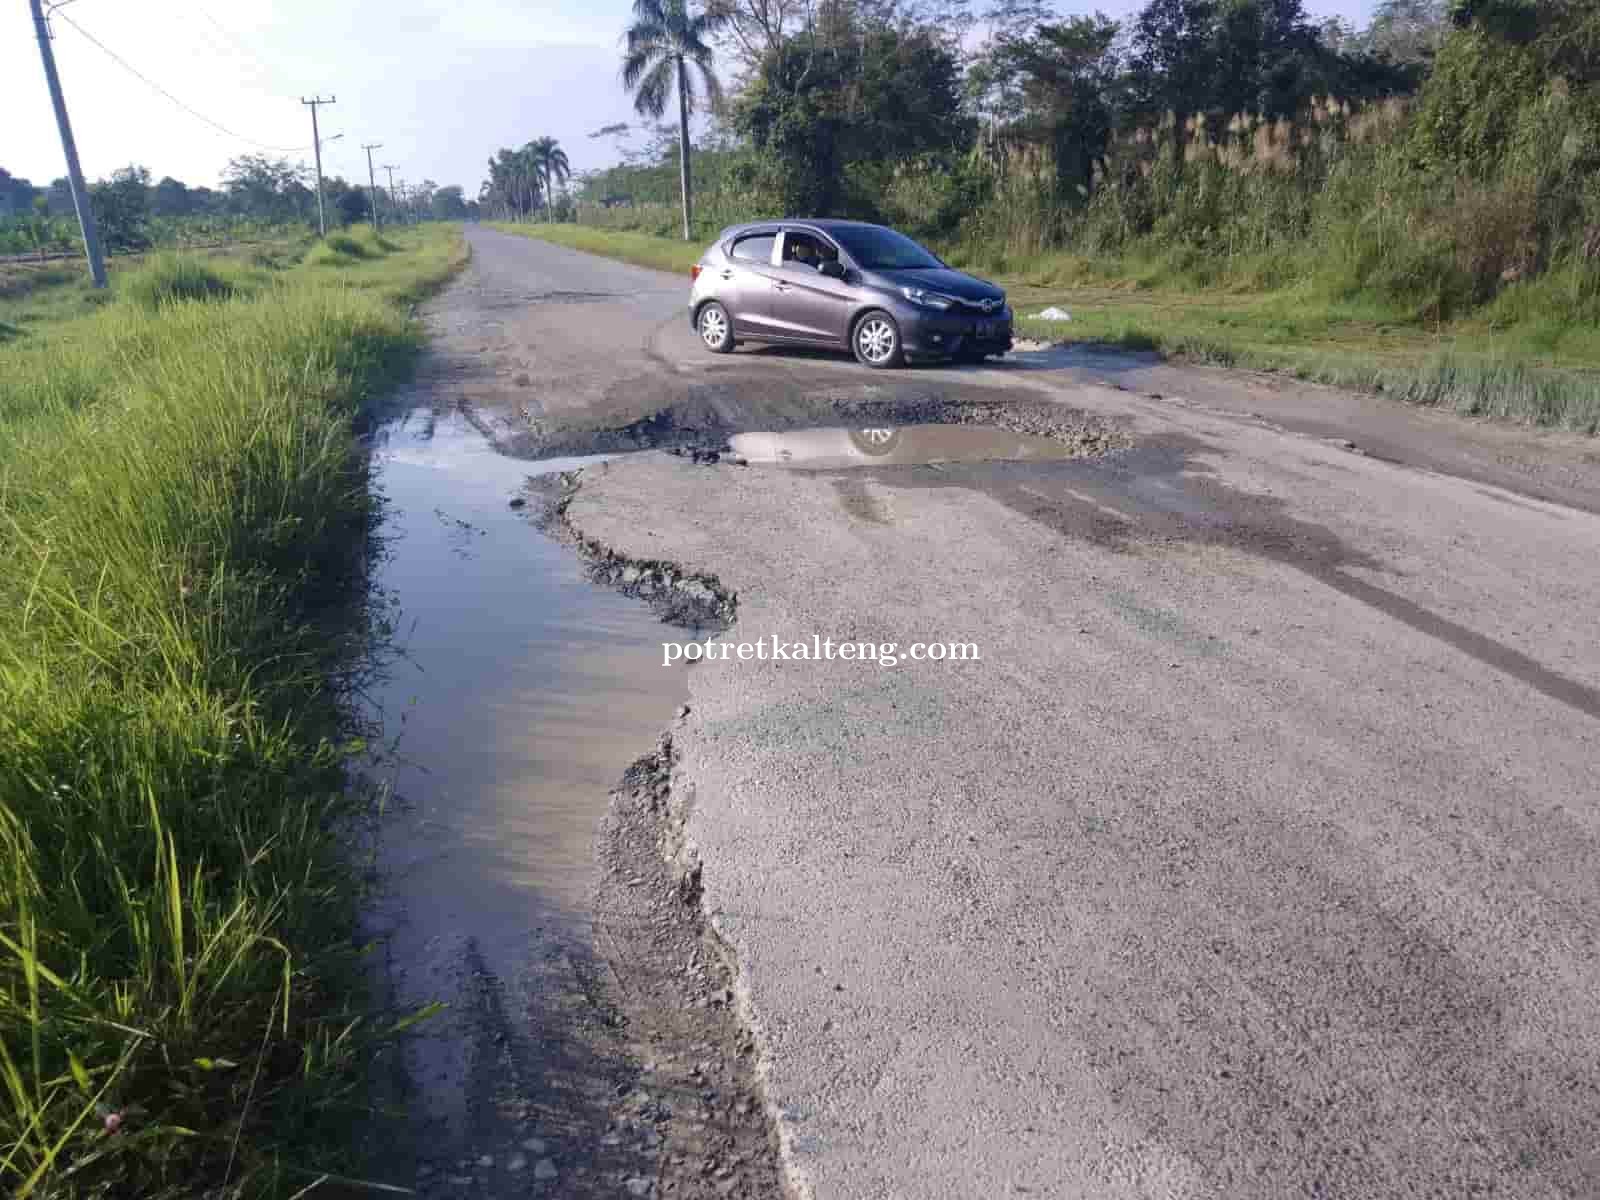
[3,0,1379,196]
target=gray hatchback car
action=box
[688,220,1013,368]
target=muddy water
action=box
[730,423,1079,468]
[363,406,685,1186]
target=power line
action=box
[54,9,310,153]
[191,3,299,96]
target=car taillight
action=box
[691,264,702,281]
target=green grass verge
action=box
[1002,280,1600,434]
[0,223,465,1197]
[488,221,702,275]
[0,237,320,337]
[497,221,1600,434]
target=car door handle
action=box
[772,282,790,291]
[720,270,735,280]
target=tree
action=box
[222,155,312,222]
[0,169,39,218]
[151,176,193,217]
[1406,6,1545,173]
[335,182,369,226]
[1361,0,1449,62]
[735,22,967,216]
[622,0,731,239]
[1203,0,1328,122]
[432,185,469,219]
[979,15,1122,197]
[45,178,74,218]
[411,180,438,221]
[484,148,542,220]
[526,137,571,220]
[703,0,804,67]
[90,165,151,252]
[1130,0,1220,168]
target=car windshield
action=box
[832,227,944,270]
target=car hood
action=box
[870,267,1005,304]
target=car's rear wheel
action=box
[698,302,734,354]
[853,311,904,369]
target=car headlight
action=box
[900,286,954,310]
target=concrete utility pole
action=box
[362,142,382,231]
[29,0,106,288]
[301,95,336,237]
[382,164,398,228]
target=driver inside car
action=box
[785,236,836,271]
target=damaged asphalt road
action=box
[412,226,1600,1198]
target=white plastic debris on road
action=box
[1033,306,1072,321]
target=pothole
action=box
[729,423,1085,468]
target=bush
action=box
[121,254,236,310]
[322,233,372,259]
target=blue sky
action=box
[3,0,1378,195]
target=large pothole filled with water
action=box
[729,423,1084,468]
[361,404,691,1195]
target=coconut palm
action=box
[526,137,571,221]
[621,0,728,239]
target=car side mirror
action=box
[818,260,845,280]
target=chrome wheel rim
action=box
[700,307,728,347]
[857,318,896,364]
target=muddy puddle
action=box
[361,406,686,1191]
[729,422,1079,468]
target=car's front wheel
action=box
[853,310,904,369]
[697,302,735,354]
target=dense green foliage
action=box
[1,157,471,258]
[0,226,465,1197]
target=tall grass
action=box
[120,255,237,310]
[0,225,465,1196]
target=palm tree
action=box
[526,137,571,222]
[621,0,728,240]
[486,149,542,221]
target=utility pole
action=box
[382,164,398,229]
[301,95,336,237]
[29,0,106,288]
[362,143,383,231]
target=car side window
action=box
[781,232,839,271]
[730,234,776,264]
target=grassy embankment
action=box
[0,238,314,343]
[0,223,464,1197]
[489,219,1600,435]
